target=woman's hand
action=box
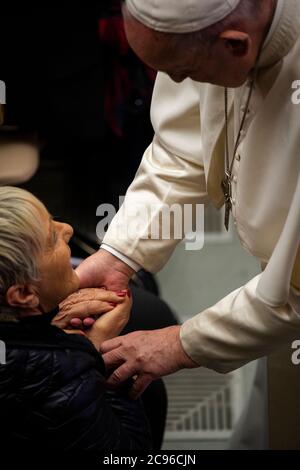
[62,329,87,338]
[85,289,132,350]
[52,287,128,330]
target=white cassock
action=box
[103,0,300,374]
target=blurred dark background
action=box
[0,1,155,253]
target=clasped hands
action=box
[52,287,132,351]
[51,249,197,399]
[52,249,135,349]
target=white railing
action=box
[164,369,242,442]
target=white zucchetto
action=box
[125,0,242,34]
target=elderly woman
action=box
[0,186,152,457]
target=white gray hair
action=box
[0,187,47,307]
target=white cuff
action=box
[100,244,142,272]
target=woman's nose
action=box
[62,223,74,242]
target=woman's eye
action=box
[50,216,62,245]
[52,215,62,222]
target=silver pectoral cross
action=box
[221,172,232,231]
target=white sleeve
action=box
[100,244,142,272]
[103,72,208,273]
[180,172,300,373]
[180,274,300,373]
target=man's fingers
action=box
[130,375,153,400]
[101,348,125,370]
[100,337,123,354]
[106,363,137,388]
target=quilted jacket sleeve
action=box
[6,345,152,452]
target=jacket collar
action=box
[0,307,100,359]
[18,307,60,327]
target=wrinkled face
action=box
[37,205,79,313]
[123,9,257,87]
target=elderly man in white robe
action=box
[65,0,300,447]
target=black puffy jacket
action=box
[0,310,152,457]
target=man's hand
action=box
[76,249,135,291]
[68,249,134,329]
[100,325,198,399]
[53,288,127,330]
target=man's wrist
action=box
[99,248,135,280]
[101,244,142,272]
[175,325,198,369]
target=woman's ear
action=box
[219,30,251,57]
[6,284,40,309]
